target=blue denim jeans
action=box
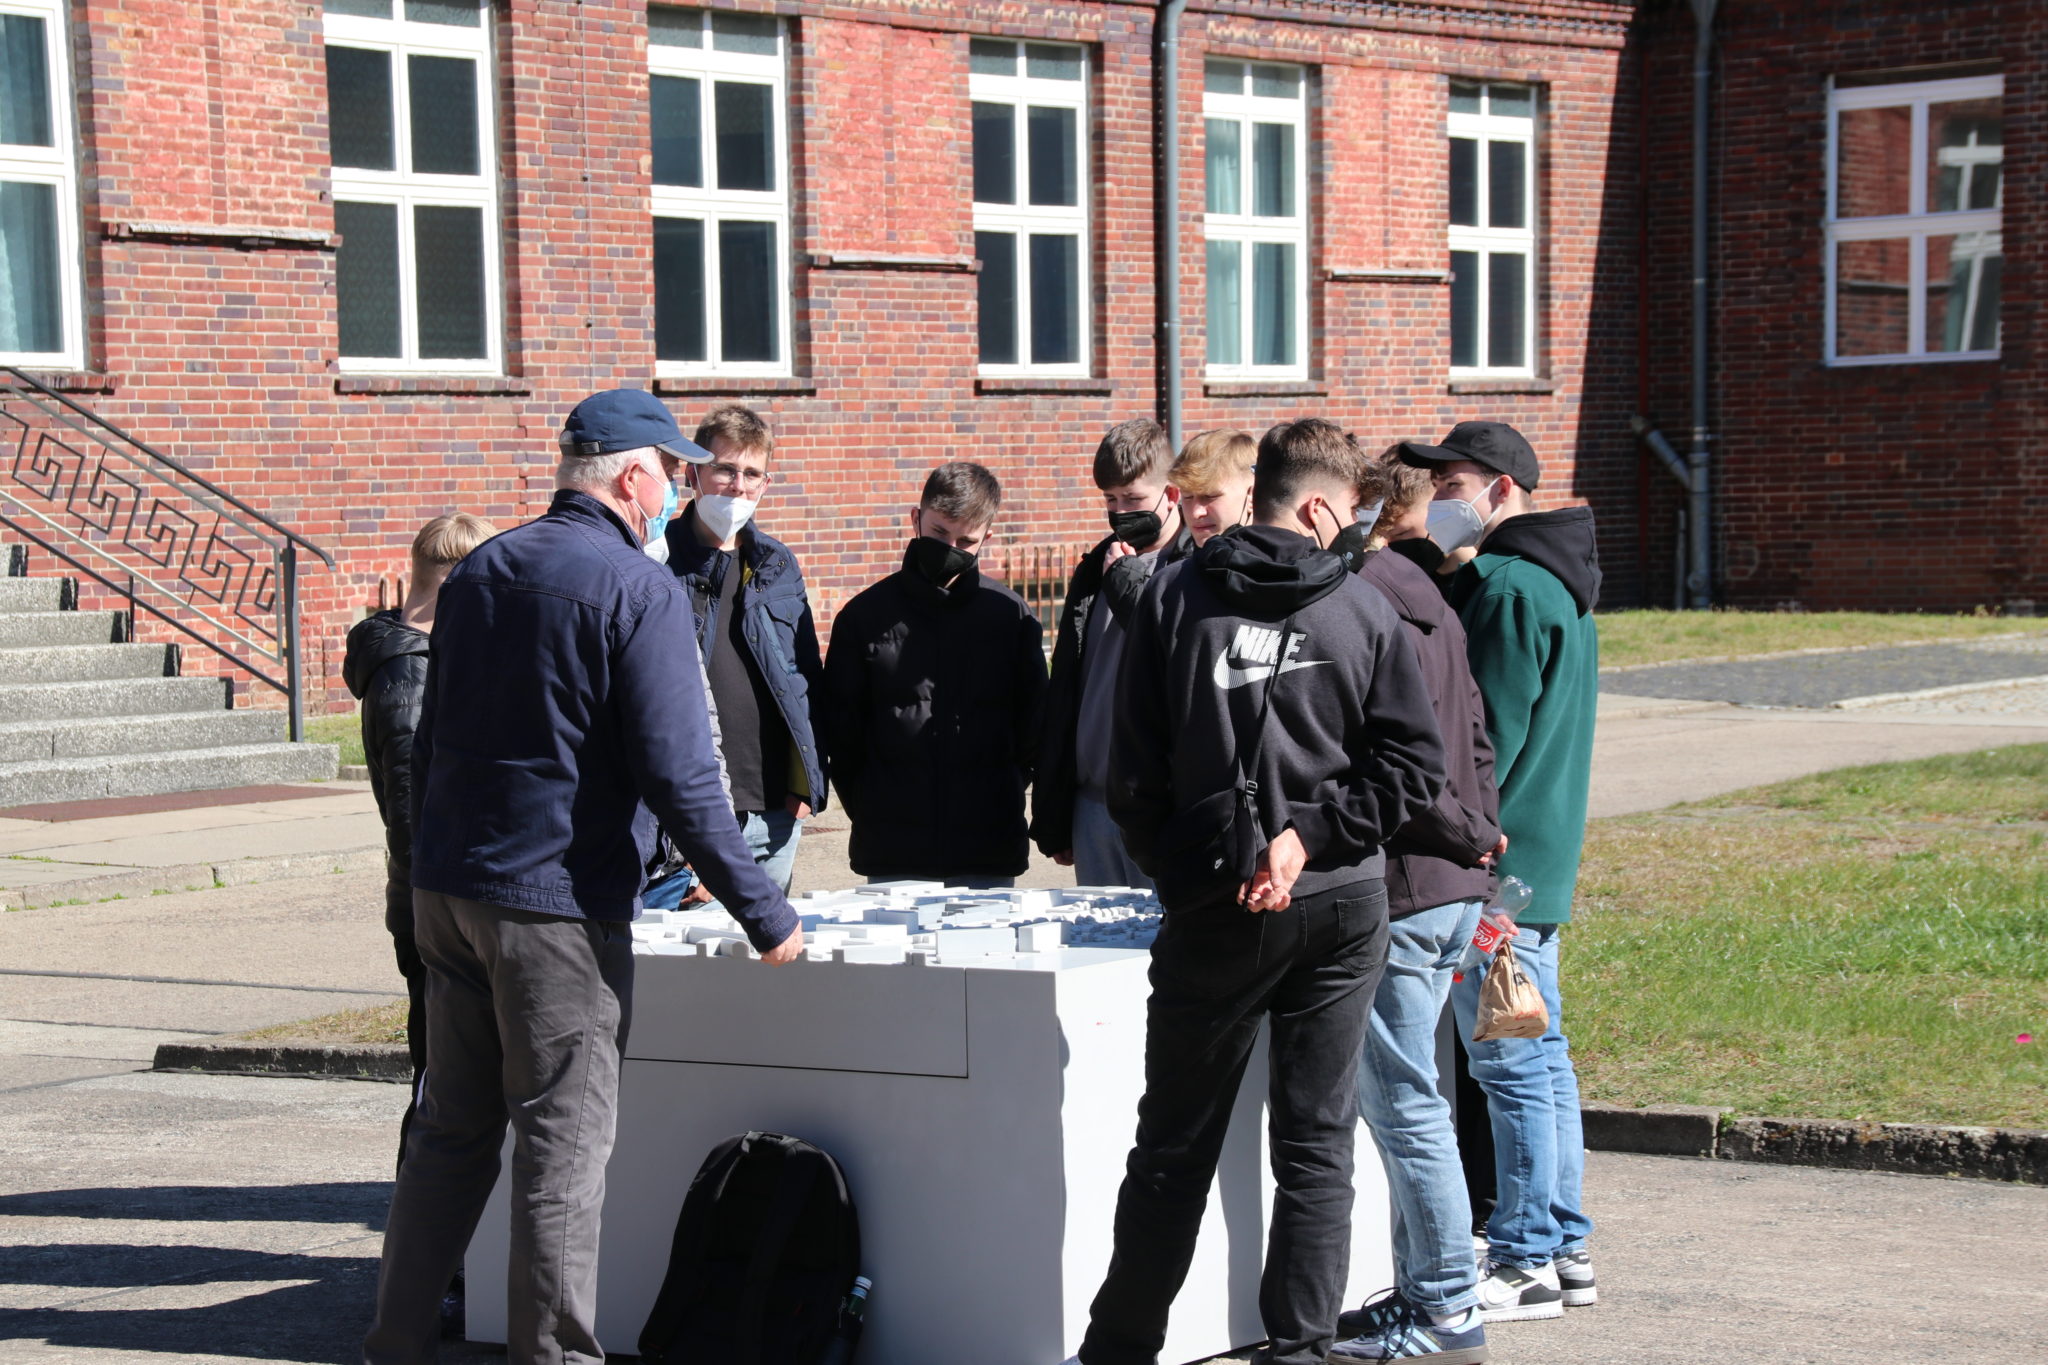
[1356,898,1485,1316]
[1449,922,1592,1267]
[1072,792,1154,891]
[642,807,802,909]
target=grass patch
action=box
[1572,744,2048,1128]
[235,1000,407,1047]
[303,712,366,768]
[1597,608,2048,670]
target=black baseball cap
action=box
[1398,421,1540,491]
[558,388,712,464]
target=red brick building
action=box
[11,1,2029,722]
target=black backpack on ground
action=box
[638,1130,862,1365]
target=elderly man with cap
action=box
[363,388,804,1365]
[1398,420,1602,1328]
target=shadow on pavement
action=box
[0,1182,388,1226]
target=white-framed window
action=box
[650,8,790,377]
[323,0,501,373]
[1447,80,1536,376]
[1203,59,1307,379]
[1826,73,2002,365]
[0,0,83,369]
[970,38,1088,376]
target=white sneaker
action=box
[1475,1259,1564,1322]
[1556,1246,1597,1307]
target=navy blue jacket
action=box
[662,504,828,811]
[410,490,797,949]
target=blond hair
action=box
[1371,444,1435,544]
[1171,428,1257,496]
[410,513,497,576]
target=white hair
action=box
[556,445,661,494]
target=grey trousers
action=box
[363,891,634,1365]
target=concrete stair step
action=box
[0,578,67,612]
[0,610,119,648]
[0,676,227,724]
[0,741,339,807]
[0,709,285,763]
[0,642,175,685]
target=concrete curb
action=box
[153,1040,410,1082]
[1830,673,2048,710]
[8,845,385,910]
[1583,1103,2048,1184]
[338,764,370,781]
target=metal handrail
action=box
[0,367,333,740]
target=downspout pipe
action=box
[1156,0,1188,452]
[1687,0,1718,608]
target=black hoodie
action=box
[1108,524,1448,906]
[342,610,430,937]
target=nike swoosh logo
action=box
[1213,656,1330,689]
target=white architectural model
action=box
[467,883,1393,1365]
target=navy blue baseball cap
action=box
[558,388,712,464]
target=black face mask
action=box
[908,535,976,588]
[1329,520,1372,572]
[1108,490,1168,548]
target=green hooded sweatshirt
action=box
[1446,506,1601,924]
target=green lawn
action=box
[239,999,407,1046]
[1597,609,2048,671]
[303,712,366,768]
[1571,745,2048,1128]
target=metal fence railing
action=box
[984,539,1091,639]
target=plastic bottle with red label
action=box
[1451,876,1533,983]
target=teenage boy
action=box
[342,512,498,1176]
[1172,428,1257,547]
[645,405,825,904]
[1033,418,1192,887]
[1328,458,1505,1364]
[824,462,1046,886]
[1063,419,1447,1365]
[1400,420,1602,1322]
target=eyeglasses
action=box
[703,461,768,491]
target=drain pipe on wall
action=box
[1685,0,1718,608]
[1155,0,1188,451]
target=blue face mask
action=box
[644,474,679,546]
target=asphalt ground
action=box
[1600,635,2048,708]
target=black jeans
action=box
[1081,879,1389,1365]
[391,928,428,1179]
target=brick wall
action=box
[30,0,1639,712]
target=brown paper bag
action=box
[1471,935,1549,1042]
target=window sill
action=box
[105,220,337,251]
[1327,266,1451,284]
[335,375,531,396]
[1203,380,1326,398]
[1446,377,1556,395]
[8,370,116,394]
[651,376,817,397]
[808,251,978,274]
[976,376,1114,396]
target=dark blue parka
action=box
[661,503,829,811]
[410,490,797,950]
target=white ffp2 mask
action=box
[693,494,758,543]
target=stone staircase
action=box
[0,548,337,808]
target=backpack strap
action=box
[1236,613,1299,812]
[731,1134,825,1365]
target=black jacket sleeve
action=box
[1098,552,1154,625]
[1104,579,1175,874]
[1013,604,1049,781]
[363,653,429,929]
[822,603,870,822]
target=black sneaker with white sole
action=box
[1555,1247,1596,1307]
[1473,1260,1563,1322]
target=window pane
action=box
[1206,239,1241,365]
[1929,99,2002,213]
[1251,65,1298,99]
[1252,241,1295,367]
[1026,44,1082,81]
[414,204,487,359]
[1448,137,1477,227]
[976,231,1017,365]
[406,0,481,26]
[326,47,394,171]
[1489,85,1533,119]
[408,55,480,176]
[719,220,778,363]
[0,180,62,353]
[648,8,703,47]
[1488,140,1526,229]
[973,102,1015,205]
[651,76,703,187]
[1450,249,1478,368]
[1833,236,1910,357]
[324,0,391,16]
[1205,119,1241,214]
[711,13,779,55]
[0,15,51,148]
[969,39,1014,77]
[1836,105,1911,218]
[1487,252,1527,369]
[654,217,706,362]
[1252,123,1294,218]
[1029,233,1079,365]
[1928,230,2002,353]
[714,82,775,192]
[1027,106,1078,207]
[1449,81,1482,115]
[334,200,401,358]
[1204,60,1243,96]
